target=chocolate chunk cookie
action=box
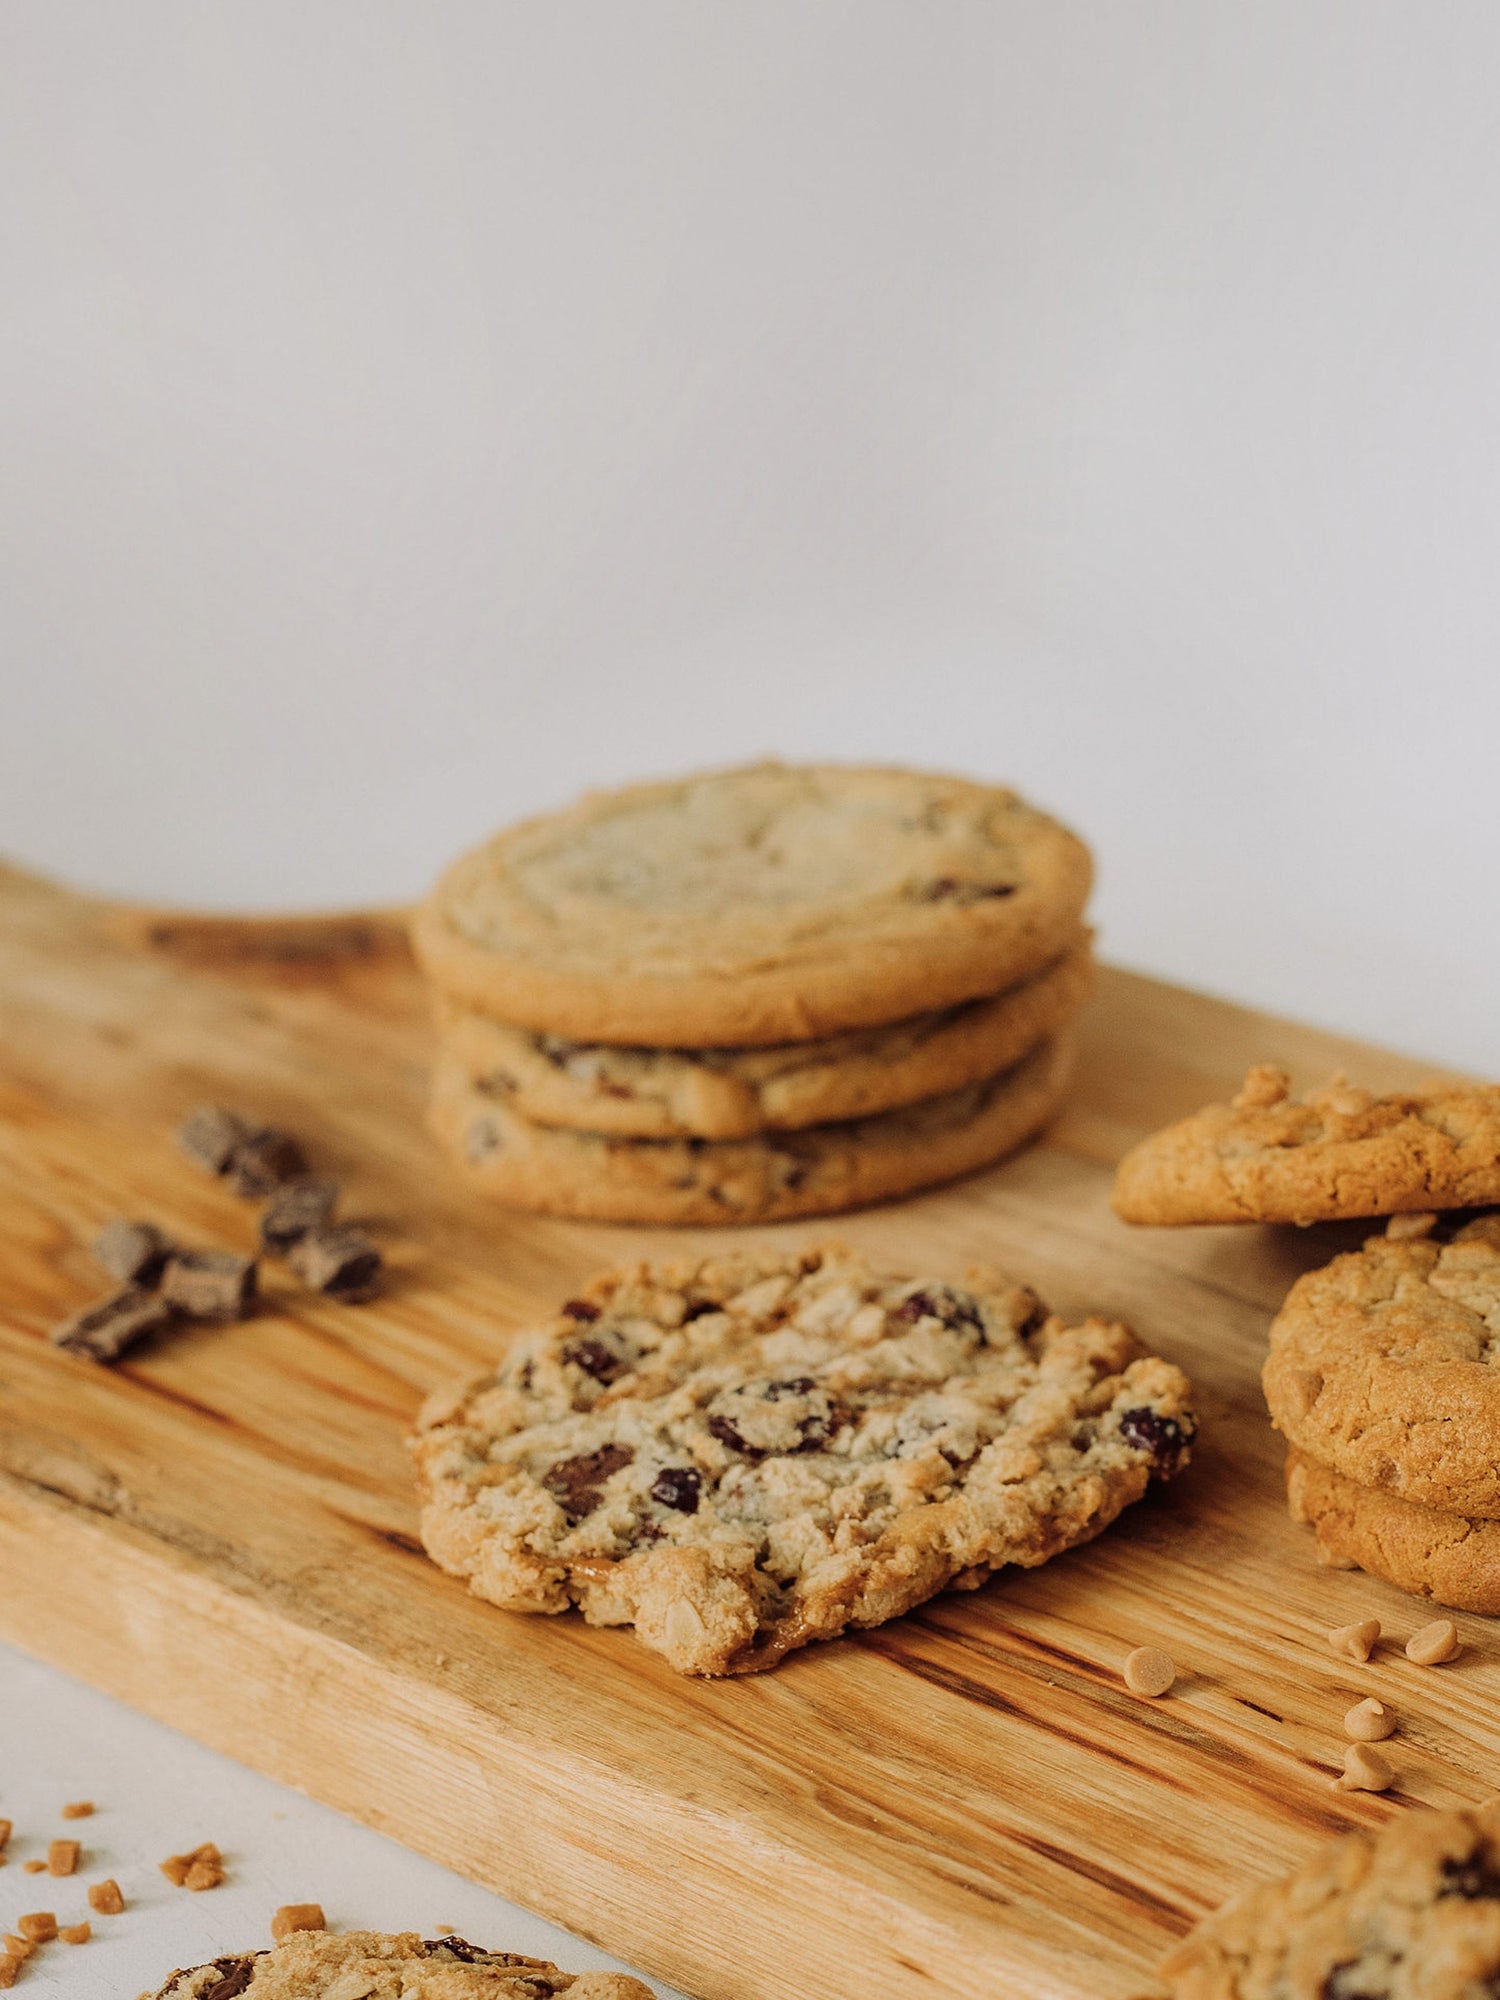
[1158,1802,1500,1999]
[411,1245,1196,1675]
[1286,1448,1500,1614]
[412,763,1093,1045]
[437,934,1093,1140]
[148,1932,652,1998]
[427,1035,1072,1224]
[1113,1064,1500,1227]
[1264,1217,1500,1517]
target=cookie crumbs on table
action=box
[1407,1616,1462,1665]
[1328,1617,1381,1662]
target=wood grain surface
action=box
[0,859,1493,2000]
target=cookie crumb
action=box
[59,1802,94,1821]
[46,1840,79,1877]
[1344,1697,1394,1742]
[1337,1742,1395,1792]
[1122,1646,1177,1697]
[21,1862,44,1876]
[1406,1617,1461,1666]
[1232,1065,1290,1111]
[87,1879,124,1916]
[58,1922,90,1945]
[271,1903,326,1941]
[16,1915,56,1943]
[1328,1617,1381,1663]
[1386,1210,1439,1241]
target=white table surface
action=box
[0,1647,685,1997]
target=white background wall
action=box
[3,2,1498,1072]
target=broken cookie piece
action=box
[50,1286,175,1363]
[288,1227,381,1301]
[161,1250,257,1320]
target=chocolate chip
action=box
[894,1286,984,1335]
[200,1956,262,2000]
[227,1127,307,1198]
[177,1105,254,1175]
[259,1176,338,1254]
[650,1466,702,1513]
[542,1442,635,1522]
[161,1249,258,1320]
[561,1298,601,1322]
[708,1414,759,1458]
[1440,1851,1500,1899]
[287,1227,381,1301]
[708,1380,848,1458]
[92,1218,174,1287]
[1118,1407,1195,1478]
[50,1286,176,1363]
[562,1338,625,1383]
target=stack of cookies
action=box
[1113,1062,1500,1613]
[412,762,1095,1224]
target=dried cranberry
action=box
[561,1298,600,1322]
[1440,1851,1500,1899]
[650,1466,702,1513]
[542,1443,634,1522]
[1119,1407,1195,1478]
[562,1338,624,1383]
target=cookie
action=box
[1157,1801,1500,1999]
[149,1933,652,1999]
[411,1244,1196,1676]
[1112,1064,1500,1227]
[1286,1447,1500,1614]
[429,1034,1072,1224]
[1263,1216,1500,1517]
[437,934,1093,1141]
[412,763,1093,1046]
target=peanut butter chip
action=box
[1337,1742,1395,1792]
[1123,1646,1176,1697]
[1386,1210,1439,1241]
[1406,1617,1461,1665]
[1328,1617,1381,1663]
[271,1903,327,1942]
[1344,1698,1395,1742]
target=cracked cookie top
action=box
[149,1933,652,1998]
[412,763,1092,1045]
[1112,1064,1500,1227]
[1264,1216,1500,1515]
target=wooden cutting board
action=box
[1,859,1494,2000]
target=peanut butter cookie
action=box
[428,1035,1071,1224]
[412,763,1092,1045]
[1113,1065,1500,1227]
[150,1933,652,1998]
[411,1245,1195,1676]
[1286,1447,1500,1614]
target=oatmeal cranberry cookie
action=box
[1286,1447,1500,1614]
[1157,1801,1500,2000]
[436,934,1092,1140]
[412,763,1093,1045]
[428,1035,1071,1224]
[411,1245,1195,1676]
[1264,1217,1500,1517]
[1112,1064,1500,1227]
[149,1932,652,1998]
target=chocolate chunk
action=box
[259,1176,338,1254]
[178,1105,254,1175]
[561,1298,601,1322]
[51,1286,175,1363]
[226,1127,307,1198]
[200,1958,262,2000]
[1119,1406,1195,1478]
[708,1379,847,1459]
[542,1443,635,1522]
[1440,1850,1500,1899]
[561,1337,624,1383]
[92,1217,173,1287]
[161,1249,258,1320]
[894,1286,984,1335]
[650,1466,702,1513]
[287,1227,381,1301]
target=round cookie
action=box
[1285,1446,1500,1614]
[150,1933,652,1999]
[412,763,1093,1045]
[436,935,1093,1140]
[1158,1801,1500,2000]
[412,1243,1196,1676]
[428,1034,1072,1224]
[1263,1216,1500,1517]
[1112,1063,1500,1227]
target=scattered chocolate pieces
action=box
[58,1921,90,1945]
[59,1802,94,1821]
[227,1127,307,1199]
[259,1176,338,1255]
[271,1902,327,1941]
[1406,1617,1462,1665]
[288,1227,381,1301]
[161,1250,257,1321]
[87,1878,124,1915]
[1123,1646,1177,1697]
[1337,1742,1395,1792]
[46,1838,79,1877]
[50,1285,175,1363]
[1327,1617,1381,1663]
[1344,1697,1395,1742]
[178,1105,255,1176]
[92,1218,173,1287]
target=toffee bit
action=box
[271,1903,326,1941]
[178,1105,255,1176]
[51,1285,175,1364]
[0,1956,15,1988]
[2,1936,30,1960]
[58,1922,90,1945]
[287,1227,381,1302]
[46,1839,79,1876]
[161,1250,257,1321]
[87,1878,124,1915]
[16,1914,56,1943]
[259,1177,338,1255]
[0,1819,9,1851]
[59,1802,94,1821]
[161,1841,223,1890]
[93,1218,173,1287]
[22,1861,45,1875]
